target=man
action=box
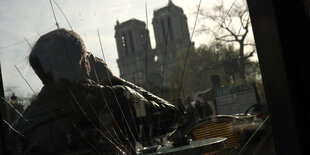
[9,29,178,155]
[194,97,213,119]
[203,74,223,115]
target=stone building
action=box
[115,1,192,99]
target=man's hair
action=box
[29,29,88,85]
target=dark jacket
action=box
[86,53,180,137]
[9,81,178,155]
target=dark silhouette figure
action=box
[184,97,195,126]
[193,97,213,120]
[203,74,223,115]
[9,29,178,155]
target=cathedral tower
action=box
[152,1,191,50]
[115,19,152,86]
[151,1,192,97]
[115,2,192,99]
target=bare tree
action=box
[199,0,255,79]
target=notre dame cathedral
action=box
[115,1,192,99]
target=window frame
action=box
[247,0,310,154]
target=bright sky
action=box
[0,0,252,98]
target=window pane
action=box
[0,0,276,154]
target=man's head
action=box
[210,74,221,87]
[29,29,90,85]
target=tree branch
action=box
[215,37,238,42]
[244,50,256,59]
[222,26,239,41]
[244,43,256,46]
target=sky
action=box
[0,0,254,99]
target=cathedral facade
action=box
[115,1,191,99]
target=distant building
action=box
[115,1,192,99]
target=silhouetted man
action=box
[203,74,223,115]
[9,29,178,155]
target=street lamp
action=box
[10,93,17,104]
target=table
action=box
[137,137,227,155]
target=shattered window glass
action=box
[0,0,276,154]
